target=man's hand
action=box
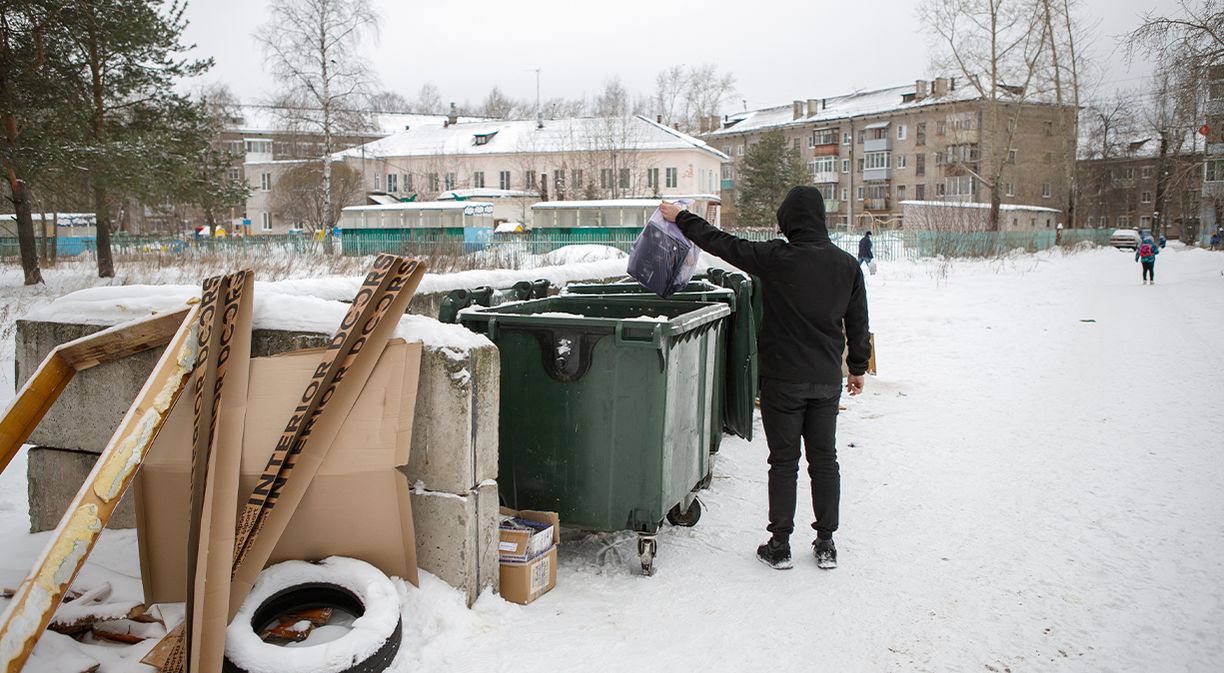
[846,374,865,396]
[658,200,684,222]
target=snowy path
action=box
[2,244,1223,672]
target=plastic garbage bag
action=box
[628,201,699,298]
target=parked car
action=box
[1109,228,1141,250]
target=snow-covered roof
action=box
[342,201,494,212]
[225,104,486,136]
[900,199,1062,214]
[437,188,536,200]
[334,116,729,162]
[531,199,661,210]
[1076,129,1206,161]
[708,81,1008,138]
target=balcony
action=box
[864,137,892,153]
[811,171,840,184]
[721,178,735,190]
[863,167,892,181]
[825,199,841,213]
[864,198,890,211]
[811,143,839,157]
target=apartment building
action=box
[704,77,1077,230]
[1203,65,1224,235]
[243,115,726,232]
[1076,136,1204,239]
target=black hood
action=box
[776,186,829,244]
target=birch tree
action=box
[918,0,1049,230]
[256,0,379,249]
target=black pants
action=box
[1141,261,1154,281]
[759,378,842,541]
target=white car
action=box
[1109,228,1141,250]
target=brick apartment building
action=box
[1075,135,1205,239]
[703,77,1078,231]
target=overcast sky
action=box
[180,0,1170,113]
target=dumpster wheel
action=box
[666,498,703,527]
[637,535,658,576]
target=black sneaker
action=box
[813,539,838,570]
[756,538,793,570]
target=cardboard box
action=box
[135,340,422,606]
[497,508,559,605]
[499,546,557,606]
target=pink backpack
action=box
[1138,242,1153,258]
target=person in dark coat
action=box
[858,231,873,266]
[660,186,870,571]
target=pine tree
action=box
[737,129,810,228]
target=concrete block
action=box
[409,481,499,607]
[27,447,136,532]
[405,344,499,495]
[14,320,330,454]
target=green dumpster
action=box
[459,295,730,575]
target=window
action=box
[721,164,734,180]
[1086,216,1094,227]
[864,151,891,170]
[386,173,398,192]
[600,168,613,189]
[403,174,413,192]
[809,156,837,177]
[1121,167,1135,179]
[1118,215,1131,227]
[473,171,485,188]
[915,183,925,200]
[227,168,240,182]
[1141,166,1154,179]
[553,170,563,188]
[1005,182,1015,197]
[499,170,511,189]
[244,140,272,154]
[916,153,925,176]
[896,124,907,140]
[856,187,864,200]
[1042,183,1052,198]
[866,184,889,200]
[373,174,380,191]
[868,126,888,141]
[525,171,536,189]
[841,159,850,173]
[259,172,271,191]
[1141,191,1152,203]
[946,143,979,163]
[571,169,583,188]
[857,130,865,143]
[896,184,907,200]
[619,168,631,189]
[428,173,440,192]
[946,175,974,196]
[935,182,946,197]
[840,188,848,200]
[812,128,838,146]
[260,212,271,232]
[916,122,926,146]
[793,138,800,151]
[1140,216,1152,228]
[842,132,851,145]
[444,172,455,191]
[736,145,745,156]
[936,120,946,135]
[665,167,678,188]
[647,167,659,189]
[1007,149,1017,164]
[897,154,908,169]
[816,183,838,200]
[1206,159,1224,182]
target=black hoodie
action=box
[674,186,870,383]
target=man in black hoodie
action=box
[660,186,870,570]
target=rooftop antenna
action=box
[742,98,747,111]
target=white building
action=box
[901,199,1061,232]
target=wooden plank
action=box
[0,304,200,673]
[0,306,192,477]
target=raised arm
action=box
[659,202,775,278]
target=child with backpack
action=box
[1135,235,1160,284]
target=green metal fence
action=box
[1,227,1119,265]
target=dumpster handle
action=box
[614,321,663,349]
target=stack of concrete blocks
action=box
[14,314,501,607]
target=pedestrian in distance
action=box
[1211,229,1221,251]
[1136,232,1160,284]
[858,230,874,267]
[659,186,871,572]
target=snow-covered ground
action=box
[2,243,1224,672]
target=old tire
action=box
[224,557,401,673]
[666,498,702,527]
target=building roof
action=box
[1076,129,1206,161]
[706,80,1050,139]
[334,116,729,162]
[437,188,536,200]
[531,199,663,209]
[225,104,486,136]
[342,201,494,212]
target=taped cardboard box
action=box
[498,508,559,605]
[134,340,422,606]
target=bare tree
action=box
[684,64,737,133]
[256,0,379,248]
[593,77,631,118]
[653,65,688,128]
[919,0,1050,230]
[369,89,410,113]
[415,82,443,114]
[480,86,515,119]
[270,160,363,233]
